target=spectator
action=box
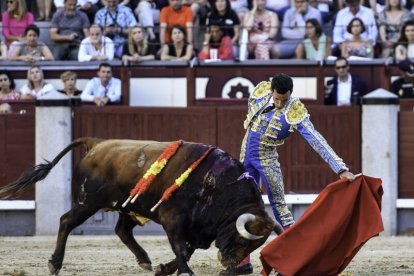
[2,0,34,46]
[159,0,193,46]
[274,0,321,59]
[198,22,233,60]
[391,59,414,98]
[332,0,378,56]
[134,0,160,41]
[121,25,156,63]
[378,0,411,58]
[50,0,90,61]
[58,71,82,97]
[394,20,414,61]
[295,18,332,60]
[78,24,115,61]
[160,25,193,61]
[325,57,367,106]
[341,17,374,58]
[20,66,57,99]
[94,0,137,58]
[55,0,100,22]
[9,24,55,62]
[81,63,122,106]
[36,0,53,20]
[243,0,279,60]
[206,0,240,53]
[0,71,20,100]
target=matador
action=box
[240,74,356,228]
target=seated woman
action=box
[121,25,156,63]
[395,20,414,61]
[296,18,331,60]
[0,70,21,114]
[0,71,20,100]
[198,22,233,60]
[9,24,54,62]
[207,0,241,53]
[2,0,34,46]
[57,71,82,97]
[160,25,194,62]
[243,0,279,60]
[20,66,56,99]
[378,0,412,58]
[341,17,374,59]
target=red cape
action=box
[260,175,383,276]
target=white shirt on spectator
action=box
[20,83,56,98]
[78,36,115,62]
[81,77,121,103]
[337,74,352,106]
[54,0,98,8]
[333,5,378,45]
[282,6,322,40]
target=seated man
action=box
[392,59,414,98]
[274,0,321,59]
[78,24,115,61]
[80,63,121,106]
[325,57,367,106]
[50,0,90,61]
[94,0,137,58]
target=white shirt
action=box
[80,77,121,103]
[78,36,115,62]
[20,83,56,98]
[333,6,378,45]
[54,0,98,8]
[337,74,352,106]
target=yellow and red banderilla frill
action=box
[122,140,213,210]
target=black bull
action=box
[0,138,282,275]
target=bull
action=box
[0,138,282,275]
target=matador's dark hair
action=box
[271,73,293,94]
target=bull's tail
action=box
[0,137,102,199]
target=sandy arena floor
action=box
[0,235,414,275]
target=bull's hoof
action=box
[154,264,166,276]
[48,260,60,275]
[139,262,153,271]
[219,263,253,275]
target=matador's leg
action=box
[257,151,294,227]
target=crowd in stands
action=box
[2,0,414,111]
[2,0,414,62]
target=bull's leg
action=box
[48,204,100,275]
[154,248,195,276]
[115,213,152,271]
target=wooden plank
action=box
[399,112,414,198]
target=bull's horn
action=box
[236,213,264,240]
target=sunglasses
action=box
[7,1,15,4]
[335,65,348,70]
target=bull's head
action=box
[216,212,279,268]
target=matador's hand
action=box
[339,171,356,182]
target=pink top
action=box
[2,11,34,45]
[0,90,21,100]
